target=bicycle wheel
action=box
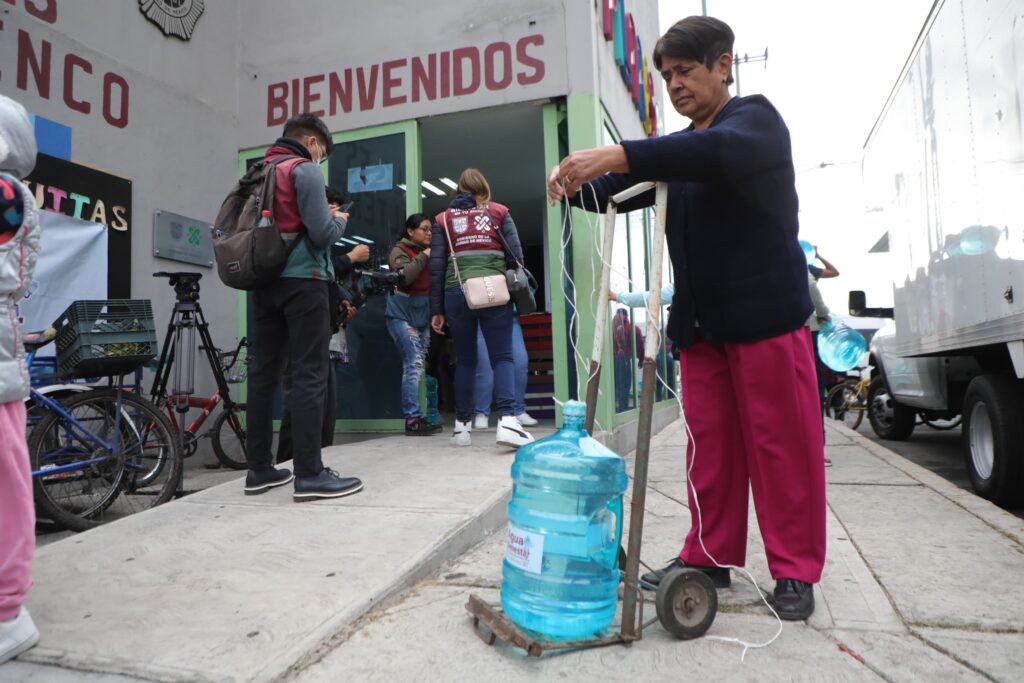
[30,389,182,532]
[826,382,865,430]
[212,402,247,470]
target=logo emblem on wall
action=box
[139,0,205,41]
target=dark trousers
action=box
[277,361,336,463]
[247,278,330,478]
[444,288,515,422]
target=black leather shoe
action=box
[244,467,293,495]
[640,557,731,590]
[774,578,815,620]
[293,468,363,502]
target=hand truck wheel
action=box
[655,568,718,640]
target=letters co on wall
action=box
[23,153,133,298]
[603,0,657,136]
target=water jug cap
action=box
[562,400,586,424]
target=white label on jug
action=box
[505,524,544,574]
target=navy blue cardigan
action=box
[570,95,812,348]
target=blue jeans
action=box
[444,288,515,421]
[474,317,528,415]
[386,317,430,420]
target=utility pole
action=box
[733,48,768,96]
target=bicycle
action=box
[148,272,249,470]
[23,315,183,533]
[825,371,870,430]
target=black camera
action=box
[353,267,404,297]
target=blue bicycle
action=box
[24,326,182,532]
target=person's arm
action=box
[614,284,675,309]
[620,98,791,184]
[548,164,655,215]
[429,222,447,316]
[808,275,830,320]
[389,245,429,286]
[816,253,840,278]
[293,162,346,248]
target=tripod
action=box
[150,272,249,472]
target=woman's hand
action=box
[431,314,445,334]
[547,165,576,206]
[557,145,629,190]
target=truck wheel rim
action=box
[968,402,994,480]
[870,390,893,428]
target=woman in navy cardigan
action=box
[548,15,825,621]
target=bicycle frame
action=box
[28,387,124,477]
[163,388,223,436]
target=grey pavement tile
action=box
[830,629,988,682]
[914,627,1024,683]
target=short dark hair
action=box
[401,213,431,240]
[654,16,735,86]
[325,187,346,207]
[282,113,334,154]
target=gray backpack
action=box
[212,156,306,290]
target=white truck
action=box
[855,0,1024,508]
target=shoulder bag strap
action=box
[440,212,465,287]
[489,210,524,269]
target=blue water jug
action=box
[799,239,816,265]
[424,375,439,425]
[818,318,867,372]
[501,400,628,640]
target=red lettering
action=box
[440,51,451,98]
[484,42,513,91]
[303,74,325,117]
[328,70,353,115]
[382,59,407,107]
[452,46,479,96]
[63,53,92,114]
[24,0,56,23]
[516,35,545,86]
[356,64,378,111]
[267,82,289,126]
[102,71,129,128]
[16,30,51,98]
[290,79,299,116]
[411,55,436,103]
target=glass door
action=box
[326,121,421,430]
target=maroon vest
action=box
[396,243,430,296]
[268,155,308,235]
[435,202,508,255]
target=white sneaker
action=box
[516,412,538,427]
[0,607,40,664]
[496,416,534,449]
[451,420,472,447]
[473,413,490,430]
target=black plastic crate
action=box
[53,300,157,378]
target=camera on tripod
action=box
[353,267,404,297]
[154,271,202,303]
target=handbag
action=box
[441,212,510,310]
[493,223,538,315]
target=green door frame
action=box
[234,120,422,433]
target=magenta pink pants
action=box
[678,327,826,583]
[0,401,33,620]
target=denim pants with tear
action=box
[386,317,430,420]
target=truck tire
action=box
[867,377,915,440]
[962,375,1024,507]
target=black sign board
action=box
[22,153,132,298]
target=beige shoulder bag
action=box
[441,211,510,310]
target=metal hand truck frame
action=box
[465,182,718,655]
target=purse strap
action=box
[440,212,466,288]
[487,209,524,269]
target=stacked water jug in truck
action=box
[854,0,1024,508]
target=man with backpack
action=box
[243,113,363,501]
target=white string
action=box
[562,181,782,660]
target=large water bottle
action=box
[424,375,439,425]
[799,239,816,265]
[818,317,867,372]
[501,401,628,640]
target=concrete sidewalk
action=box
[5,418,1024,682]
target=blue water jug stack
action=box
[501,400,628,640]
[818,317,867,372]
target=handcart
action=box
[465,182,718,655]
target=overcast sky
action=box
[654,0,936,308]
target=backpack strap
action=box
[263,154,315,259]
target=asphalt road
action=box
[849,418,1024,519]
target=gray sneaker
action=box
[293,468,363,502]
